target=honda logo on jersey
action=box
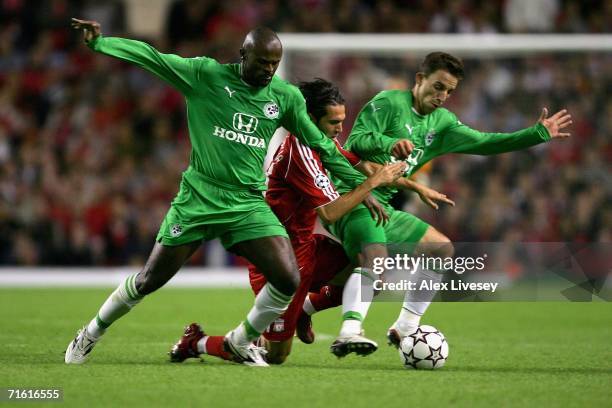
[232,113,258,134]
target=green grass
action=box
[1,288,611,407]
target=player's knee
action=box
[134,270,160,296]
[266,352,289,365]
[420,230,454,259]
[275,265,300,295]
[264,340,291,365]
[360,243,387,270]
[431,236,454,258]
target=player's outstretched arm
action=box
[440,108,572,155]
[317,162,406,225]
[71,18,199,95]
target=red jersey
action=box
[266,134,360,247]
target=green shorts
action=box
[156,167,287,249]
[329,205,429,261]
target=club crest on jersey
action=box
[232,113,258,134]
[314,173,331,189]
[425,129,436,146]
[170,224,183,237]
[263,102,279,119]
[272,318,285,333]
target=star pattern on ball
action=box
[408,327,429,346]
[424,345,445,367]
[401,348,422,369]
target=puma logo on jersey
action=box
[224,86,236,97]
[213,126,266,148]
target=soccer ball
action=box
[398,325,449,369]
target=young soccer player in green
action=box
[327,52,572,355]
[65,19,378,367]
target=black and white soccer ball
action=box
[398,325,449,370]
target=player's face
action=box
[413,69,459,115]
[241,43,282,87]
[316,104,346,139]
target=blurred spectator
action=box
[0,1,610,265]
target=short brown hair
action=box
[420,52,464,80]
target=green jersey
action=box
[342,90,551,204]
[88,36,365,191]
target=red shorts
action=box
[248,234,350,341]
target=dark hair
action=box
[298,78,345,121]
[420,52,465,80]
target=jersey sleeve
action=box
[88,36,210,96]
[438,111,551,155]
[345,95,400,157]
[279,85,366,188]
[334,139,361,166]
[286,138,341,209]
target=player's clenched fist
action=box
[391,139,414,160]
[71,18,101,43]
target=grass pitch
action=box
[0,288,610,407]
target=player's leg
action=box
[385,211,453,347]
[299,284,343,344]
[65,240,201,364]
[222,235,300,366]
[297,236,352,344]
[327,207,388,357]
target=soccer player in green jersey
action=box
[327,52,572,354]
[64,19,383,367]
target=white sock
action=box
[394,307,422,334]
[394,268,442,333]
[231,283,292,345]
[86,273,143,339]
[339,268,375,337]
[196,336,209,354]
[302,295,316,315]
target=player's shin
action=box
[339,268,376,336]
[230,283,292,345]
[86,273,144,338]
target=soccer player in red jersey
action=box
[169,79,451,364]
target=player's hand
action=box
[71,18,101,43]
[415,185,455,210]
[391,139,414,160]
[362,194,389,226]
[369,162,407,187]
[538,108,572,139]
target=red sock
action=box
[308,285,343,312]
[201,336,232,361]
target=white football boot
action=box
[223,330,269,367]
[65,327,99,364]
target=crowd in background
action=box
[0,0,610,265]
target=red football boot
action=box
[169,323,205,362]
[296,311,315,344]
